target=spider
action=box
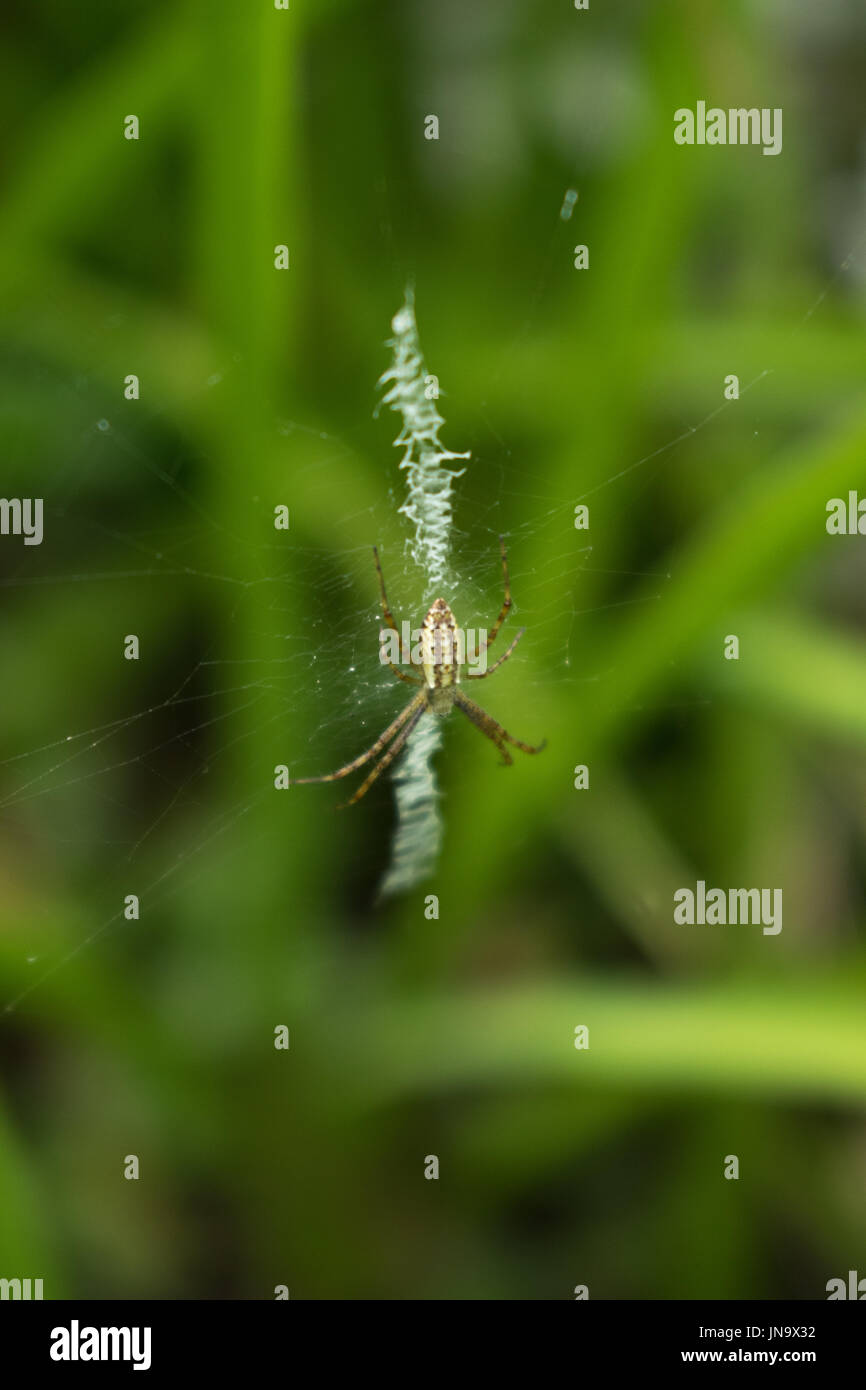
[295,537,545,806]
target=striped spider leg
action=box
[455,536,545,760]
[373,544,422,687]
[452,688,545,766]
[464,534,527,680]
[294,688,427,808]
[297,537,544,805]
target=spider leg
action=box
[372,546,400,634]
[338,704,427,807]
[484,733,513,767]
[465,626,525,680]
[456,697,513,765]
[373,544,418,682]
[294,690,426,784]
[482,535,513,652]
[454,688,546,758]
[379,636,422,686]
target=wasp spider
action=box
[296,537,545,806]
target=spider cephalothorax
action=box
[296,537,545,806]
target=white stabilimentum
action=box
[378,291,469,898]
[379,715,442,897]
[378,293,469,595]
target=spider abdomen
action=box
[421,597,460,692]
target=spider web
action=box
[1,150,864,1013]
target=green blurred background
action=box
[1,0,865,1299]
